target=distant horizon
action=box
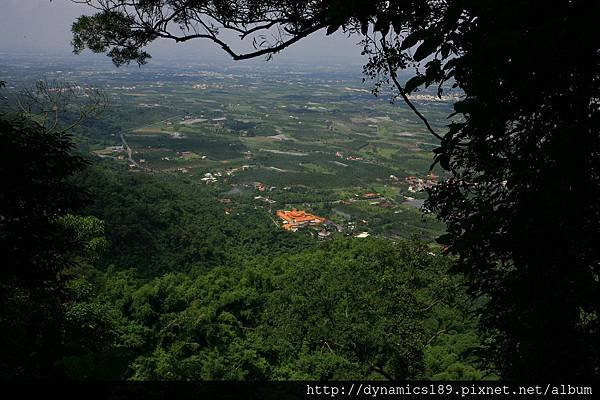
[1,0,366,68]
[0,48,368,68]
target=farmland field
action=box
[1,55,459,240]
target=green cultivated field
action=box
[2,57,457,241]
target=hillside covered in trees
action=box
[2,147,488,379]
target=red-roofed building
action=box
[363,193,380,199]
[276,209,326,231]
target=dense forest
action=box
[1,140,488,379]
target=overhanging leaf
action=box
[413,35,442,62]
[404,75,426,93]
[400,31,422,50]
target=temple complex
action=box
[276,209,326,231]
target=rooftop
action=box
[277,209,326,226]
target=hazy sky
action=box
[0,0,365,65]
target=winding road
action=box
[117,114,186,170]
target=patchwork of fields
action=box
[2,57,460,240]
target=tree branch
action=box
[380,38,445,142]
[156,24,323,60]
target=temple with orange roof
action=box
[276,209,326,231]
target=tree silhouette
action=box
[71,0,600,378]
[0,115,86,378]
[0,80,107,378]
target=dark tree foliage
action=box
[0,115,88,378]
[418,2,600,379]
[72,0,600,379]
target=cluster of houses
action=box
[138,103,162,108]
[404,173,438,193]
[226,165,251,176]
[201,172,219,183]
[254,196,276,205]
[169,132,185,139]
[254,182,276,192]
[192,83,224,90]
[363,192,381,200]
[200,165,252,184]
[335,151,364,161]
